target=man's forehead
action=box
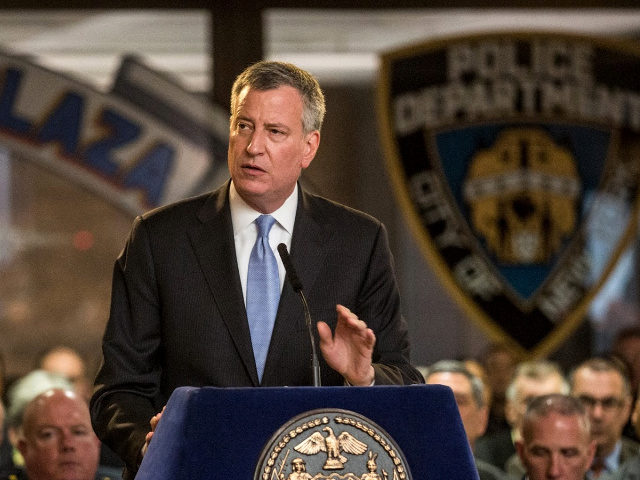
[427,371,473,392]
[573,368,624,392]
[28,394,89,425]
[236,85,301,106]
[527,414,588,444]
[517,375,563,396]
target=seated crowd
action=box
[0,346,122,480]
[3,331,640,480]
[420,332,640,480]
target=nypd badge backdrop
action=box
[378,31,640,357]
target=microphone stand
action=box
[277,243,321,387]
[297,288,321,387]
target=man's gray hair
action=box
[520,393,590,442]
[569,356,632,397]
[231,60,326,134]
[425,359,486,408]
[6,369,73,429]
[505,360,569,402]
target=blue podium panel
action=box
[137,385,478,480]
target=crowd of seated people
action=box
[421,332,640,480]
[0,346,123,480]
[3,329,640,480]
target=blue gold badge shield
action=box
[377,31,640,356]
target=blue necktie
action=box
[246,214,280,382]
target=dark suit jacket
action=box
[475,428,515,473]
[90,182,422,475]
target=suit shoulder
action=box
[303,191,382,230]
[140,192,211,221]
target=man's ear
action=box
[514,438,526,462]
[17,437,27,457]
[505,399,517,427]
[301,130,320,169]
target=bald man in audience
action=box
[15,388,102,480]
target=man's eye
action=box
[529,447,547,457]
[37,430,55,440]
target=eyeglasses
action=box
[577,395,624,411]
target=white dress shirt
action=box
[229,181,298,304]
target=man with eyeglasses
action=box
[569,357,639,479]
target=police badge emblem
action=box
[377,31,640,356]
[254,409,412,480]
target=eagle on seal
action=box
[294,426,368,470]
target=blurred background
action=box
[1,4,640,384]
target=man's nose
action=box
[59,431,76,451]
[246,129,265,155]
[547,453,562,478]
[590,403,605,418]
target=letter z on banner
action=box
[377,31,640,356]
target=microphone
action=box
[277,243,321,387]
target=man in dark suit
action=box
[515,394,595,480]
[570,357,640,478]
[90,60,423,478]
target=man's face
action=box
[516,412,595,480]
[507,375,566,430]
[41,350,90,400]
[18,391,100,480]
[426,371,487,446]
[228,85,320,213]
[571,368,631,456]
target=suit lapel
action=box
[263,189,330,382]
[187,182,260,385]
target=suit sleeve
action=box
[357,222,424,386]
[90,215,165,473]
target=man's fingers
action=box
[317,321,332,344]
[337,304,369,331]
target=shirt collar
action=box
[587,440,622,479]
[603,440,622,472]
[229,182,298,235]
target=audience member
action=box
[570,357,639,478]
[35,346,124,475]
[14,388,102,480]
[36,346,91,402]
[612,328,640,397]
[481,344,519,435]
[465,359,493,408]
[515,394,595,480]
[612,328,640,443]
[425,360,508,480]
[476,359,569,477]
[610,394,640,479]
[4,370,74,477]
